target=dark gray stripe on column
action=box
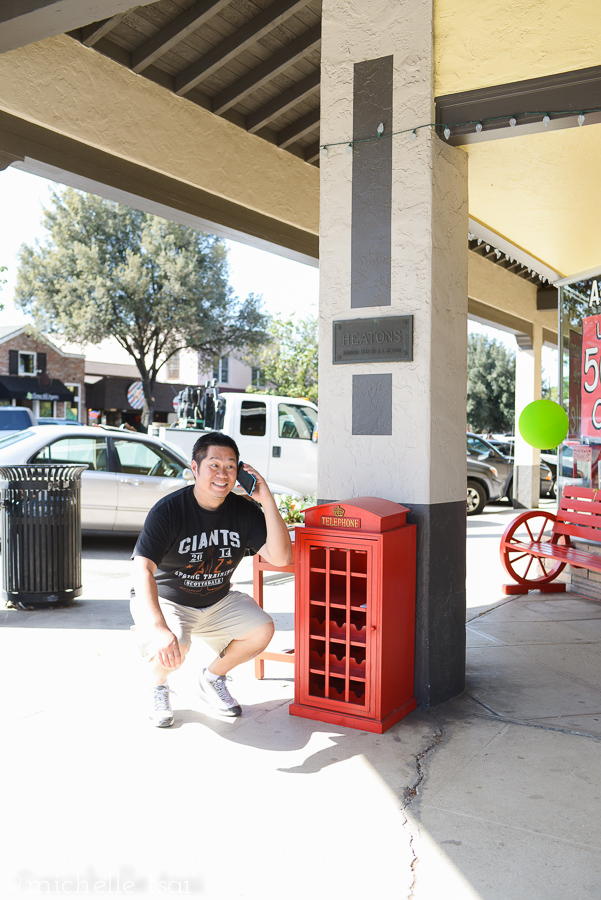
[351,55,393,308]
[352,373,392,434]
[405,499,466,707]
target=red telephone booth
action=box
[289,497,416,734]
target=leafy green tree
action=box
[248,314,318,403]
[542,378,559,403]
[467,333,515,433]
[15,189,268,424]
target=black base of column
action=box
[406,500,466,707]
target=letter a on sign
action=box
[590,281,600,307]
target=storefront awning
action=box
[0,375,74,402]
[86,376,185,413]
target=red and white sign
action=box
[127,381,145,410]
[573,445,593,463]
[581,315,601,436]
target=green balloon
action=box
[518,400,569,449]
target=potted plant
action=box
[278,494,316,530]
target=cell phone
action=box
[237,462,257,496]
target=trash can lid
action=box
[304,497,409,533]
[0,464,88,484]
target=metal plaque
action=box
[332,316,413,364]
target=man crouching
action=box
[131,431,292,726]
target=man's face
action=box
[191,445,238,507]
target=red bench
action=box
[252,545,296,679]
[500,485,601,595]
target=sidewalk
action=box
[1,501,600,900]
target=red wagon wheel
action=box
[500,511,571,586]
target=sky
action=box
[0,165,556,386]
[0,166,319,327]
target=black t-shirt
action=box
[133,487,267,609]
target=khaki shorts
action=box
[133,590,273,660]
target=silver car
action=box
[467,456,505,516]
[467,433,554,500]
[0,425,194,533]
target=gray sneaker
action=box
[149,684,174,727]
[198,669,242,717]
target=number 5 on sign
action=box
[581,315,601,435]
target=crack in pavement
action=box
[397,711,445,898]
[467,708,601,741]
[403,712,445,804]
[466,595,520,623]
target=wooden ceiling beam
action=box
[481,248,498,260]
[247,68,319,132]
[212,23,320,115]
[80,12,130,47]
[437,63,601,145]
[277,106,319,148]
[304,142,320,163]
[175,0,309,96]
[132,0,231,74]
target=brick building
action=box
[0,326,85,421]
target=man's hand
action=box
[239,462,270,506]
[240,463,293,567]
[151,625,182,670]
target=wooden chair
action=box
[253,540,296,678]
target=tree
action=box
[467,334,515,433]
[15,189,269,424]
[248,314,318,403]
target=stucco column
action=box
[319,0,468,706]
[513,325,543,508]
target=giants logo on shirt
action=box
[178,530,240,554]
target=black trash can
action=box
[0,464,87,608]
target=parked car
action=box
[467,433,553,500]
[539,446,585,498]
[36,417,84,426]
[0,425,195,534]
[0,406,37,436]
[486,438,513,456]
[467,456,505,516]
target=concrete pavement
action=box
[1,499,601,899]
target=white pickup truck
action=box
[155,393,318,497]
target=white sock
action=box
[205,669,220,682]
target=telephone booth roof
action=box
[304,497,409,533]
